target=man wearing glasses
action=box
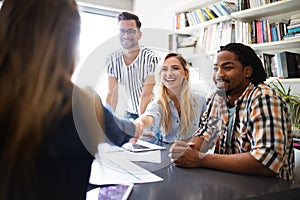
[105,12,159,120]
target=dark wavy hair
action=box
[118,11,142,29]
[218,43,267,85]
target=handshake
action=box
[132,116,156,139]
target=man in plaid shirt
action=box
[170,43,294,181]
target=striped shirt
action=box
[198,83,294,181]
[106,47,159,115]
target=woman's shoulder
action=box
[192,90,207,101]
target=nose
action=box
[214,66,224,78]
[166,68,174,76]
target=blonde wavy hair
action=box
[156,52,199,138]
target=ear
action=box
[138,31,142,40]
[244,65,253,79]
[184,69,189,78]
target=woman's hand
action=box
[132,118,144,140]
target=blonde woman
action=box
[135,52,206,143]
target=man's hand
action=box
[169,140,203,168]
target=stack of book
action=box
[239,0,279,11]
[261,51,300,78]
[284,13,300,40]
[169,34,197,54]
[235,19,288,44]
[197,21,236,53]
[174,1,238,29]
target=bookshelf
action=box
[171,0,300,93]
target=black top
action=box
[36,110,93,200]
[10,88,135,200]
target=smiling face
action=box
[119,19,141,50]
[213,50,253,104]
[160,56,188,96]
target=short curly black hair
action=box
[218,43,267,85]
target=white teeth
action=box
[166,78,175,82]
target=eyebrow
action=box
[162,65,180,68]
[214,61,234,67]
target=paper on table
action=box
[89,143,163,185]
[89,158,163,185]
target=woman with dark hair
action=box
[0,0,140,199]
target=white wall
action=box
[77,0,133,11]
[132,0,183,51]
[133,0,182,30]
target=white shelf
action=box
[175,16,232,34]
[250,37,300,54]
[172,0,222,13]
[231,0,300,20]
[175,0,300,33]
[267,77,300,84]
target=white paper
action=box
[89,143,164,185]
[89,158,163,185]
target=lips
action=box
[215,79,227,88]
[165,78,175,82]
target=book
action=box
[271,23,279,41]
[215,3,229,16]
[275,22,286,41]
[195,9,207,23]
[288,27,300,34]
[279,51,300,78]
[210,4,224,17]
[290,18,300,26]
[256,20,263,43]
[262,53,276,77]
[169,34,195,51]
[287,24,300,30]
[200,8,211,21]
[251,20,257,43]
[204,8,217,19]
[223,1,238,13]
[274,53,284,78]
[185,12,193,26]
[262,20,268,43]
[283,33,300,40]
[192,11,200,25]
[219,2,231,15]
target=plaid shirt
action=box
[198,83,294,181]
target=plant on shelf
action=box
[270,79,300,139]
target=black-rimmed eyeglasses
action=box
[119,29,139,36]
